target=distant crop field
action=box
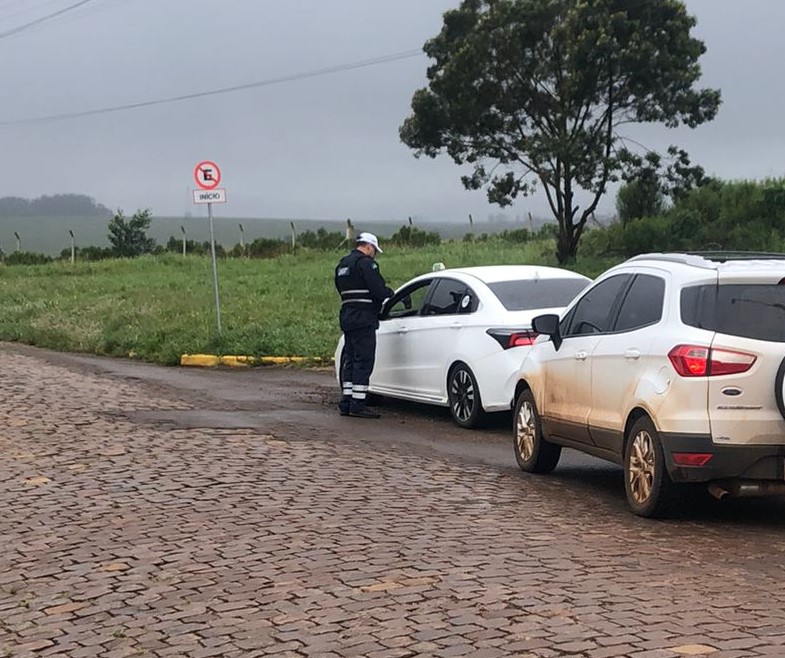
[0,214,546,256]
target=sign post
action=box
[193,160,226,336]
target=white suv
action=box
[512,252,785,517]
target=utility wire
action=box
[0,0,99,41]
[0,49,424,128]
[0,0,70,22]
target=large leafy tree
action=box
[400,0,721,262]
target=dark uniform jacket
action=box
[335,249,394,331]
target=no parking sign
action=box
[194,161,221,190]
[192,160,226,334]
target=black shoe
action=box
[349,408,381,419]
[339,407,350,416]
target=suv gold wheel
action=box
[516,399,536,462]
[513,389,561,474]
[623,416,675,518]
[628,430,656,504]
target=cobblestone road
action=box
[2,348,785,658]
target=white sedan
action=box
[334,265,590,428]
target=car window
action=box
[682,283,785,342]
[562,274,632,337]
[487,278,589,311]
[422,278,471,316]
[384,280,433,319]
[614,275,665,332]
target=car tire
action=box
[774,357,785,420]
[623,416,676,518]
[447,362,486,429]
[513,389,561,473]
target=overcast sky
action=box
[0,0,783,224]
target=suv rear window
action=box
[682,284,785,342]
[488,278,588,311]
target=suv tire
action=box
[513,389,561,473]
[774,357,785,420]
[624,416,675,518]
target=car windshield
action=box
[487,278,588,311]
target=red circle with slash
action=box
[194,161,222,190]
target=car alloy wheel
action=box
[516,399,536,462]
[628,430,656,505]
[623,416,676,518]
[512,389,561,473]
[447,363,485,429]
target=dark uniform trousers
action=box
[340,327,376,414]
[335,248,394,415]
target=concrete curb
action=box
[180,354,333,368]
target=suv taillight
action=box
[668,345,757,377]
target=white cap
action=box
[356,232,383,253]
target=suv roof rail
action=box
[688,250,785,262]
[625,253,716,268]
[626,251,785,268]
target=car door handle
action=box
[624,349,641,360]
[575,351,588,361]
[398,327,408,334]
[450,322,462,329]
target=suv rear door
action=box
[686,270,785,446]
[588,270,668,456]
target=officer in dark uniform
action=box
[335,232,394,418]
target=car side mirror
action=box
[532,313,562,351]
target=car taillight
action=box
[508,332,538,348]
[668,344,757,377]
[486,329,538,349]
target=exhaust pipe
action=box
[708,480,785,500]
[708,483,729,500]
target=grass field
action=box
[0,239,617,365]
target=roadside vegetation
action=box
[1,177,785,365]
[0,238,600,365]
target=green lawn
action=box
[0,241,616,365]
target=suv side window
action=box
[562,274,632,337]
[422,278,470,316]
[383,280,433,319]
[614,274,666,332]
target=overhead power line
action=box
[0,49,424,128]
[0,0,99,40]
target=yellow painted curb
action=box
[221,356,257,367]
[180,354,334,368]
[180,354,221,367]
